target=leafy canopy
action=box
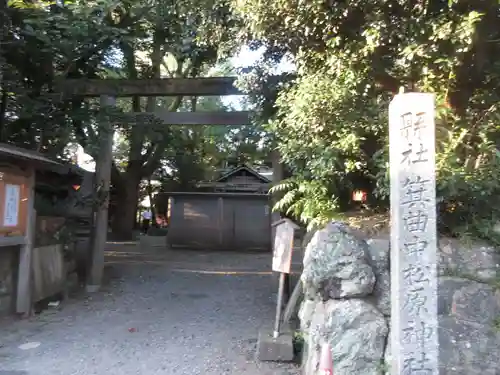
[234,0,500,240]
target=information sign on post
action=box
[271,218,299,338]
[4,184,21,227]
[0,169,29,236]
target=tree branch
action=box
[142,99,184,175]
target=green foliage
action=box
[1,0,130,154]
[435,122,500,244]
[1,0,253,238]
[292,330,305,357]
[235,0,500,243]
[492,316,500,332]
[236,63,295,123]
[377,360,390,375]
[270,178,339,231]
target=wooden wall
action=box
[168,193,272,251]
[0,246,18,315]
[32,244,65,303]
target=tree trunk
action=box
[0,0,5,140]
[111,174,141,240]
[107,27,164,240]
[271,149,285,221]
[0,0,5,91]
[87,95,115,291]
[107,22,199,240]
[147,179,157,227]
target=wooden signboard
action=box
[0,169,30,237]
[272,218,299,274]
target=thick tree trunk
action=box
[108,30,163,241]
[0,0,5,139]
[147,179,157,227]
[111,174,141,240]
[108,23,197,240]
[0,0,4,90]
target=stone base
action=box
[256,328,294,362]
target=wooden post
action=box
[389,93,438,375]
[273,272,286,338]
[16,172,36,316]
[86,95,115,293]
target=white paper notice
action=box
[3,184,20,227]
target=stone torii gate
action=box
[53,77,284,292]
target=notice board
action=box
[272,219,297,274]
[0,168,30,237]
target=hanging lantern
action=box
[352,190,367,202]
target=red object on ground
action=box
[319,342,333,375]
[128,328,137,333]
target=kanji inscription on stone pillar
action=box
[389,93,438,375]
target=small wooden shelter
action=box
[164,165,273,251]
[0,143,85,316]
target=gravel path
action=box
[0,244,301,375]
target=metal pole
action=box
[273,272,286,338]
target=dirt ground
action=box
[338,211,390,238]
[0,243,302,375]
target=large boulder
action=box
[383,329,391,375]
[438,278,500,375]
[303,299,388,375]
[299,219,500,375]
[302,222,376,300]
[438,238,500,282]
[299,299,317,331]
[302,229,318,250]
[365,238,391,316]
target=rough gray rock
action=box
[437,278,500,375]
[303,299,388,375]
[298,298,317,375]
[383,329,391,375]
[302,229,318,251]
[438,238,500,282]
[299,223,500,375]
[439,317,500,375]
[438,277,472,315]
[448,281,500,325]
[298,299,316,331]
[385,280,500,375]
[365,239,390,316]
[302,222,376,300]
